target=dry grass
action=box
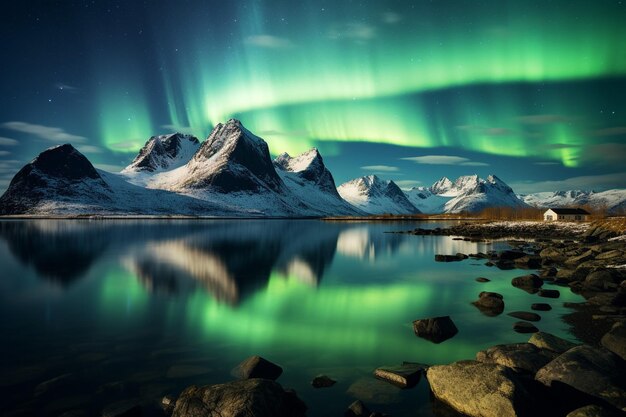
[590,217,626,234]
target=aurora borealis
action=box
[1,1,625,192]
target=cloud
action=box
[108,141,142,150]
[360,165,399,172]
[161,124,198,135]
[0,151,10,156]
[382,12,402,24]
[75,145,103,154]
[245,35,294,49]
[516,114,574,125]
[510,172,626,194]
[0,137,18,146]
[2,121,86,143]
[591,126,626,137]
[0,160,22,174]
[94,163,125,173]
[328,23,377,42]
[579,142,626,165]
[395,180,422,189]
[401,155,489,166]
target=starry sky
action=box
[1,0,625,193]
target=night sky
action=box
[1,1,625,193]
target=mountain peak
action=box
[30,144,102,181]
[338,175,420,214]
[180,120,284,193]
[124,132,200,173]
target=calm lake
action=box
[0,219,583,416]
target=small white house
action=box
[543,208,590,222]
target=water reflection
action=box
[0,220,110,284]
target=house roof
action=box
[546,208,590,215]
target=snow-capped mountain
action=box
[0,144,240,215]
[274,149,361,215]
[405,174,528,213]
[337,175,420,215]
[520,189,626,214]
[125,119,356,216]
[122,133,200,174]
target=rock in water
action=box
[511,274,543,290]
[538,289,560,298]
[513,321,539,333]
[412,316,458,343]
[373,363,424,388]
[311,375,336,388]
[427,360,532,417]
[472,292,505,316]
[601,322,626,361]
[528,332,578,354]
[231,356,283,380]
[476,343,557,374]
[476,277,491,283]
[535,345,626,411]
[172,379,306,417]
[507,311,541,322]
[531,303,552,311]
[345,400,370,417]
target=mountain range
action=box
[0,119,624,216]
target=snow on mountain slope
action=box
[521,189,626,214]
[122,133,199,174]
[403,174,529,214]
[337,175,420,215]
[443,174,529,213]
[0,144,245,216]
[274,149,362,215]
[404,187,449,213]
[128,119,353,216]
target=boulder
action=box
[531,303,552,311]
[311,375,336,388]
[511,274,543,290]
[373,363,424,388]
[540,247,565,261]
[476,277,491,283]
[231,356,283,380]
[513,321,539,333]
[345,400,370,417]
[540,267,558,278]
[528,332,578,353]
[565,250,596,267]
[435,254,464,262]
[595,250,623,260]
[508,311,541,322]
[172,379,306,417]
[535,345,626,411]
[538,289,560,298]
[472,292,505,316]
[412,316,458,344]
[499,250,527,261]
[476,343,557,374]
[600,322,626,361]
[566,405,622,417]
[585,270,623,291]
[426,360,532,417]
[514,256,542,269]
